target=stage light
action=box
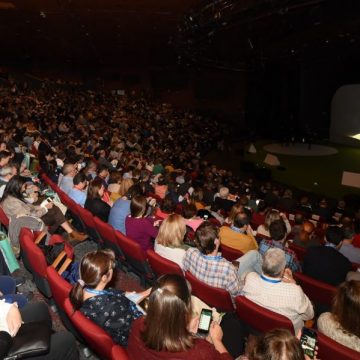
[350,133,360,141]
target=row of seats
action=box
[37,174,359,359]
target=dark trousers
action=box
[41,206,67,234]
[220,312,249,358]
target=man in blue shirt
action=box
[68,172,87,207]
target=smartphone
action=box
[197,309,212,335]
[300,328,317,359]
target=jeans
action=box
[236,250,263,280]
[0,276,27,308]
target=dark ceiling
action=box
[1,1,360,70]
[0,0,199,67]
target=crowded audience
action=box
[0,80,359,359]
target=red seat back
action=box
[146,250,183,277]
[94,217,117,247]
[294,272,336,307]
[317,331,359,360]
[63,299,129,360]
[288,242,307,262]
[221,244,243,262]
[114,231,153,286]
[235,296,294,334]
[0,206,9,227]
[185,271,234,312]
[46,266,71,307]
[19,228,47,278]
[114,231,146,262]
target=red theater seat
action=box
[146,249,183,277]
[64,298,129,360]
[185,271,234,312]
[220,244,243,262]
[235,296,294,334]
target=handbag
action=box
[0,232,20,273]
[4,321,51,360]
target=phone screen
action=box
[197,309,212,334]
[300,328,317,358]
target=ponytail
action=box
[69,279,86,311]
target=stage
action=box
[263,143,338,156]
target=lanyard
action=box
[260,274,281,284]
[230,225,246,234]
[84,288,109,295]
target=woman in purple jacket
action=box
[125,194,159,251]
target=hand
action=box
[154,220,161,227]
[282,268,295,283]
[45,202,53,209]
[6,304,22,337]
[188,315,199,334]
[208,321,223,343]
[137,288,151,303]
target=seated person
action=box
[0,301,77,359]
[58,163,77,194]
[154,194,176,220]
[125,195,159,252]
[2,176,87,241]
[241,248,314,334]
[259,220,301,273]
[339,226,360,265]
[317,280,360,352]
[303,226,352,286]
[183,203,204,231]
[292,221,320,249]
[127,274,233,360]
[68,172,87,207]
[154,214,187,269]
[257,209,291,238]
[214,187,235,214]
[183,222,242,299]
[69,249,148,346]
[84,178,111,222]
[241,329,307,360]
[108,184,143,234]
[219,211,258,254]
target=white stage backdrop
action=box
[330,85,360,147]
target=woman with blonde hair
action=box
[154,214,187,268]
[119,178,134,198]
[257,209,291,238]
[224,202,244,226]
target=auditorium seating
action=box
[114,230,154,286]
[146,249,183,277]
[235,296,294,334]
[293,272,336,308]
[317,331,359,360]
[63,298,129,360]
[185,271,234,312]
[220,244,243,262]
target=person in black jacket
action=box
[303,226,352,287]
[84,178,111,222]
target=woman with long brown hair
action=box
[317,280,360,351]
[127,274,232,359]
[69,249,148,347]
[84,178,111,222]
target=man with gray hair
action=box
[241,248,314,333]
[0,165,16,198]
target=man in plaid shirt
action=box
[183,222,242,298]
[258,219,301,273]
